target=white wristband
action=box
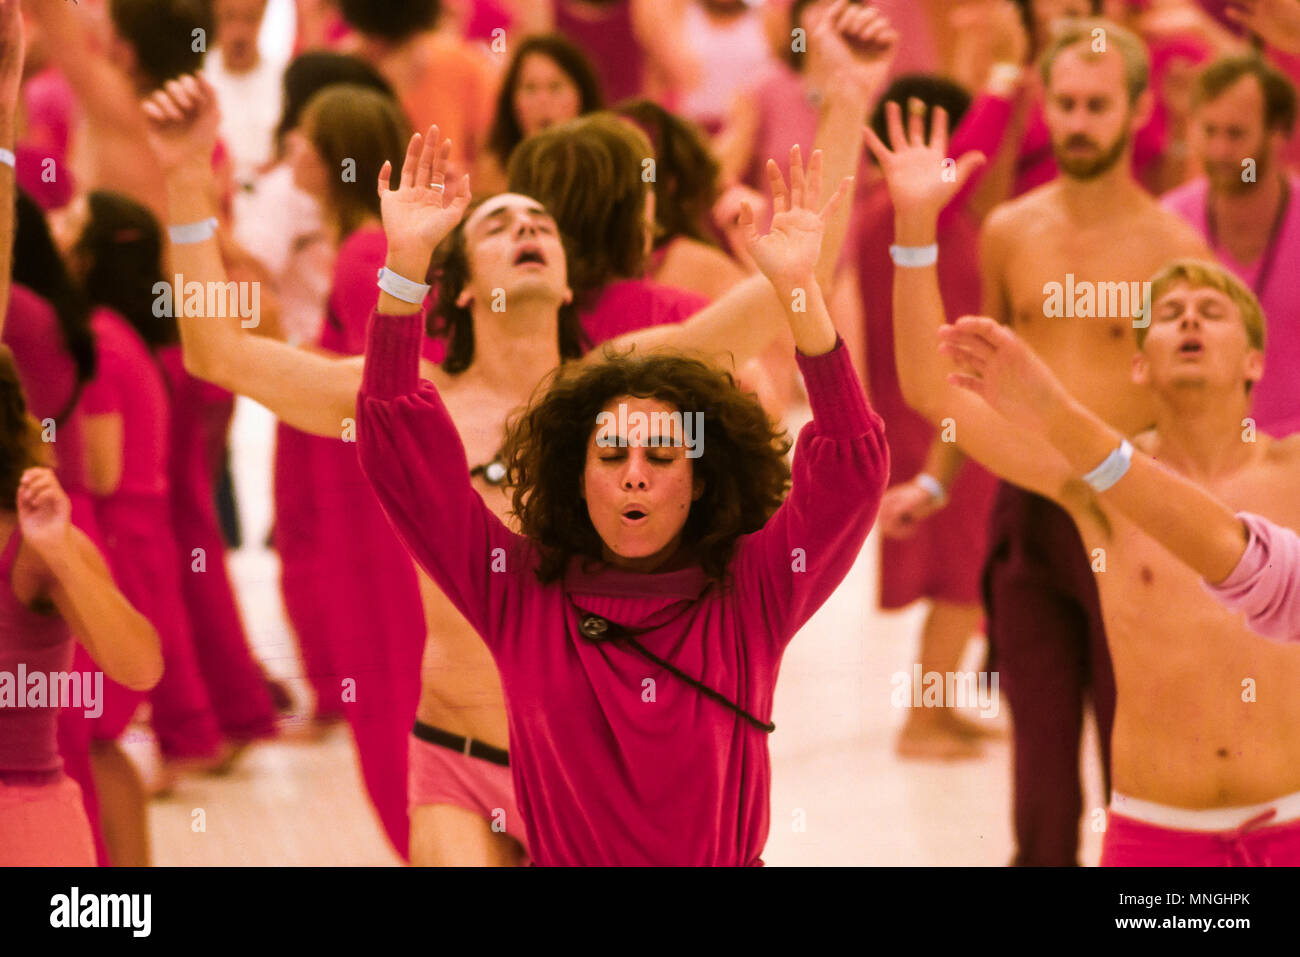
[915,472,946,506]
[0,148,14,169]
[1081,438,1133,493]
[169,217,219,245]
[377,267,431,305]
[889,244,939,268]
[988,62,1023,95]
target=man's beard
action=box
[1053,128,1131,180]
[1206,151,1269,197]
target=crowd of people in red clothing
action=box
[2,0,1300,868]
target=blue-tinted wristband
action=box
[1082,438,1133,493]
[889,243,939,268]
[169,217,219,245]
[377,267,431,305]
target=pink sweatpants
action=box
[0,773,97,866]
[1101,809,1300,865]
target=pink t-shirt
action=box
[1203,511,1300,644]
[2,286,88,494]
[80,309,170,502]
[1161,175,1300,433]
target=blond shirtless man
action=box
[896,19,1217,866]
[873,88,1300,865]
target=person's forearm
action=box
[0,111,15,333]
[891,211,949,421]
[920,438,966,489]
[604,273,786,369]
[775,273,836,357]
[813,83,871,290]
[46,539,162,691]
[1043,395,1248,584]
[165,163,241,381]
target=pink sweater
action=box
[357,311,889,865]
[1203,512,1300,644]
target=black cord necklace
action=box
[576,610,776,734]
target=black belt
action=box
[412,720,510,767]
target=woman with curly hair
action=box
[355,128,888,865]
[142,71,874,863]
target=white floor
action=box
[143,398,1106,866]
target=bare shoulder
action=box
[981,184,1060,248]
[1266,432,1300,471]
[1137,195,1212,257]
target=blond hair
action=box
[1039,17,1150,105]
[1140,259,1266,394]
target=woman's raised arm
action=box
[141,74,366,439]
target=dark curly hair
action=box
[338,0,441,41]
[614,98,721,248]
[0,346,53,508]
[501,349,792,586]
[75,191,176,351]
[427,200,586,374]
[486,34,605,167]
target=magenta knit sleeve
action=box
[1201,512,1300,644]
[733,338,889,652]
[356,310,531,649]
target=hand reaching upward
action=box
[141,73,222,178]
[937,315,1073,434]
[378,126,472,279]
[17,468,73,561]
[863,98,985,223]
[813,0,899,100]
[735,145,852,294]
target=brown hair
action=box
[506,113,653,304]
[427,200,586,375]
[486,34,605,165]
[1038,17,1149,105]
[302,85,413,240]
[614,99,721,248]
[1195,55,1298,136]
[0,347,53,507]
[1141,259,1266,395]
[501,349,792,585]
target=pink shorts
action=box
[0,772,97,866]
[407,731,528,855]
[1101,792,1300,866]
